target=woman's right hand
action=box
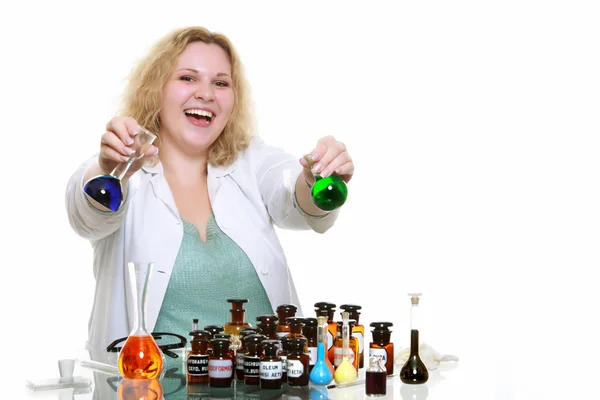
[99,117,158,175]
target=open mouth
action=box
[184,108,214,125]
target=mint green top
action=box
[153,213,273,339]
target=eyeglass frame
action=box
[106,332,188,359]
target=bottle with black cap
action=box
[369,322,394,375]
[276,304,298,338]
[301,317,318,373]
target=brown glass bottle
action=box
[213,333,235,360]
[400,329,429,384]
[340,304,365,368]
[286,337,309,387]
[333,320,359,370]
[284,317,308,353]
[256,314,280,340]
[301,317,318,374]
[243,334,266,386]
[208,338,233,388]
[369,322,394,375]
[314,302,337,365]
[260,340,283,390]
[187,329,211,384]
[275,304,297,338]
[203,325,224,355]
[224,299,251,355]
[277,336,291,382]
[236,328,260,380]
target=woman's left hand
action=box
[299,135,354,184]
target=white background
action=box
[1,1,599,399]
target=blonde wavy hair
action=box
[119,26,255,166]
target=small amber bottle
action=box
[236,328,260,380]
[314,302,337,365]
[256,314,280,340]
[286,337,309,387]
[260,340,283,390]
[333,320,359,370]
[276,304,298,338]
[203,325,224,355]
[213,333,234,360]
[301,317,318,374]
[187,329,211,384]
[224,299,252,354]
[208,338,234,388]
[340,304,365,368]
[243,334,266,386]
[277,336,291,382]
[369,322,394,375]
[284,317,308,352]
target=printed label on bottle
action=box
[353,331,364,354]
[327,331,334,350]
[308,347,318,365]
[369,348,388,364]
[208,359,233,378]
[244,356,260,377]
[333,347,356,366]
[187,354,209,376]
[279,355,288,372]
[236,351,246,371]
[260,361,282,380]
[286,359,305,378]
[277,331,288,338]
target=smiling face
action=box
[159,41,234,156]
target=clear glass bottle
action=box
[118,262,163,379]
[276,304,298,338]
[400,293,429,384]
[340,304,365,368]
[365,356,387,397]
[369,322,394,375]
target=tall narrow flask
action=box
[309,316,334,385]
[333,312,357,384]
[400,293,429,384]
[118,262,163,379]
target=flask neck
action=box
[409,329,420,356]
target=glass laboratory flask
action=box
[400,293,429,384]
[118,378,163,400]
[304,155,348,211]
[118,262,164,379]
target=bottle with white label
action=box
[340,304,365,368]
[313,302,337,365]
[286,337,309,387]
[260,340,283,390]
[369,322,394,375]
[187,328,211,384]
[208,338,233,387]
[236,328,260,381]
[244,334,266,386]
[301,317,318,374]
[278,336,291,382]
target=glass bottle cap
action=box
[276,304,298,314]
[369,322,394,331]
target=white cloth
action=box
[394,343,459,371]
[65,136,340,363]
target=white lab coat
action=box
[65,137,339,363]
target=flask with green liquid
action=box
[303,155,348,211]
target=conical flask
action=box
[118,262,164,379]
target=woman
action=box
[66,26,354,363]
